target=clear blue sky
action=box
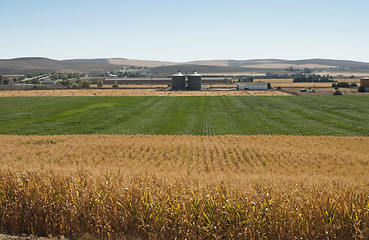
[1,0,369,62]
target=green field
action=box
[0,96,368,136]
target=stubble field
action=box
[0,88,289,97]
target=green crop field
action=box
[0,96,368,136]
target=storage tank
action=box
[360,77,369,87]
[188,71,202,90]
[171,71,185,90]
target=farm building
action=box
[171,71,202,90]
[237,82,268,90]
[171,71,186,90]
[360,77,369,87]
[360,77,369,92]
[188,71,202,90]
[41,80,56,84]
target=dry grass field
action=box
[267,78,360,88]
[0,89,290,97]
[1,135,369,239]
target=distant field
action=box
[0,88,289,97]
[1,134,368,239]
[266,78,360,87]
[0,96,368,136]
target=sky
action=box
[1,0,369,62]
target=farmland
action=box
[1,134,369,239]
[1,95,369,239]
[0,96,369,136]
[0,88,289,97]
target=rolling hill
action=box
[0,57,120,75]
[1,57,369,75]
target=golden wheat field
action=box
[1,135,369,239]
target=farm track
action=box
[1,135,369,239]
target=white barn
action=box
[237,82,268,90]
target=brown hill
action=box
[1,57,369,75]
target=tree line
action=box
[293,74,333,83]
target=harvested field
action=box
[282,87,368,96]
[274,82,334,87]
[267,78,360,88]
[266,78,360,83]
[1,135,369,239]
[0,89,289,97]
[245,90,290,96]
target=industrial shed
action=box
[360,77,369,92]
[360,77,369,87]
[237,82,268,90]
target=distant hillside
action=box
[287,59,369,70]
[149,64,266,75]
[0,58,121,75]
[107,58,179,67]
[187,59,369,70]
[1,57,369,75]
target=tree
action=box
[79,80,90,89]
[358,86,366,92]
[63,80,71,86]
[0,75,9,85]
[112,81,119,88]
[97,80,103,88]
[336,82,350,88]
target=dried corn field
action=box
[1,135,369,239]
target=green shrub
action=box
[112,81,119,89]
[333,89,343,95]
[358,86,366,92]
[97,80,103,88]
[336,82,350,88]
[79,80,90,89]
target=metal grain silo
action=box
[171,71,185,90]
[188,71,202,90]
